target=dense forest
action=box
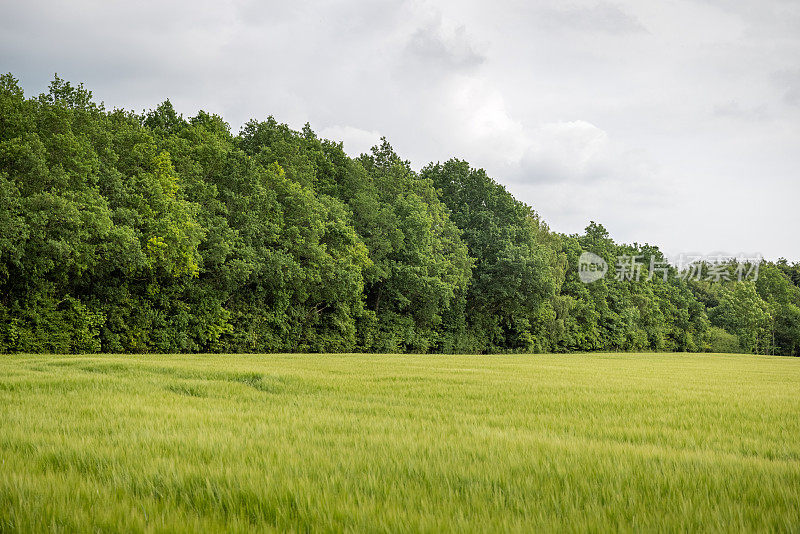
[1,74,799,356]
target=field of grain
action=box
[1,353,799,532]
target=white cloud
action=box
[318,125,382,157]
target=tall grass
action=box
[1,353,799,532]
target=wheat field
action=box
[1,352,799,532]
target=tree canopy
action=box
[1,74,798,355]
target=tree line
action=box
[1,74,798,355]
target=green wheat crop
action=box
[1,353,799,532]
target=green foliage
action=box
[707,326,741,353]
[0,74,797,355]
[352,143,472,352]
[422,159,557,352]
[709,283,772,354]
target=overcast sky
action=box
[2,0,798,260]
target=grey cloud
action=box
[536,2,646,34]
[712,102,769,121]
[405,21,485,71]
[772,70,800,106]
[234,0,405,37]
